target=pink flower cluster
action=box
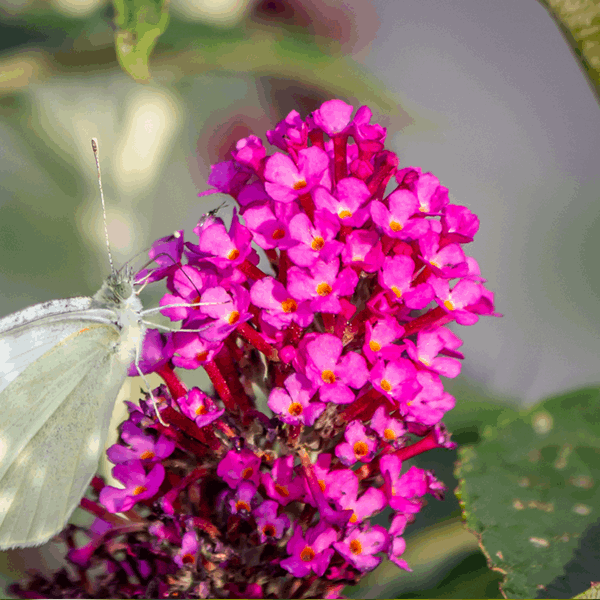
[12,100,498,600]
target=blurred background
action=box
[0,0,598,597]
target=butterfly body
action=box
[0,268,145,549]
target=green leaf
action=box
[537,0,600,103]
[454,387,600,598]
[112,0,170,82]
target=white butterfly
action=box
[0,139,182,549]
[0,266,147,549]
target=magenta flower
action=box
[302,454,359,507]
[99,460,165,513]
[404,326,464,378]
[313,177,372,227]
[430,276,484,325]
[264,146,330,203]
[303,333,369,404]
[267,373,325,426]
[177,387,225,428]
[363,317,405,364]
[250,276,313,329]
[174,531,199,568]
[261,455,304,505]
[402,371,456,426]
[287,258,358,314]
[287,210,343,267]
[380,455,430,513]
[335,486,387,526]
[242,201,298,249]
[333,524,389,572]
[334,420,378,466]
[280,521,338,577]
[378,254,435,310]
[370,357,421,404]
[340,228,385,273]
[370,405,407,446]
[228,481,259,516]
[217,449,261,489]
[370,189,429,239]
[253,500,290,543]
[106,421,175,464]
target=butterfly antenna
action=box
[91,138,115,274]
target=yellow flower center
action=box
[390,220,403,231]
[369,340,381,352]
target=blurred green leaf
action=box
[454,387,600,598]
[112,0,170,81]
[537,0,600,103]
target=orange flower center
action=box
[384,428,396,441]
[241,467,254,479]
[311,236,325,251]
[293,179,307,190]
[235,500,251,512]
[380,379,392,392]
[262,523,276,537]
[140,450,155,460]
[281,298,297,313]
[349,539,362,554]
[444,299,455,311]
[133,486,147,496]
[195,404,207,416]
[339,209,352,219]
[228,311,240,325]
[300,546,315,562]
[288,402,303,416]
[353,441,369,457]
[227,248,240,260]
[182,553,195,564]
[390,220,403,231]
[321,370,336,384]
[275,484,290,497]
[369,340,381,352]
[316,282,332,296]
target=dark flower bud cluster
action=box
[12,100,498,599]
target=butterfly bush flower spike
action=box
[12,99,499,600]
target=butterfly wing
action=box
[0,319,132,549]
